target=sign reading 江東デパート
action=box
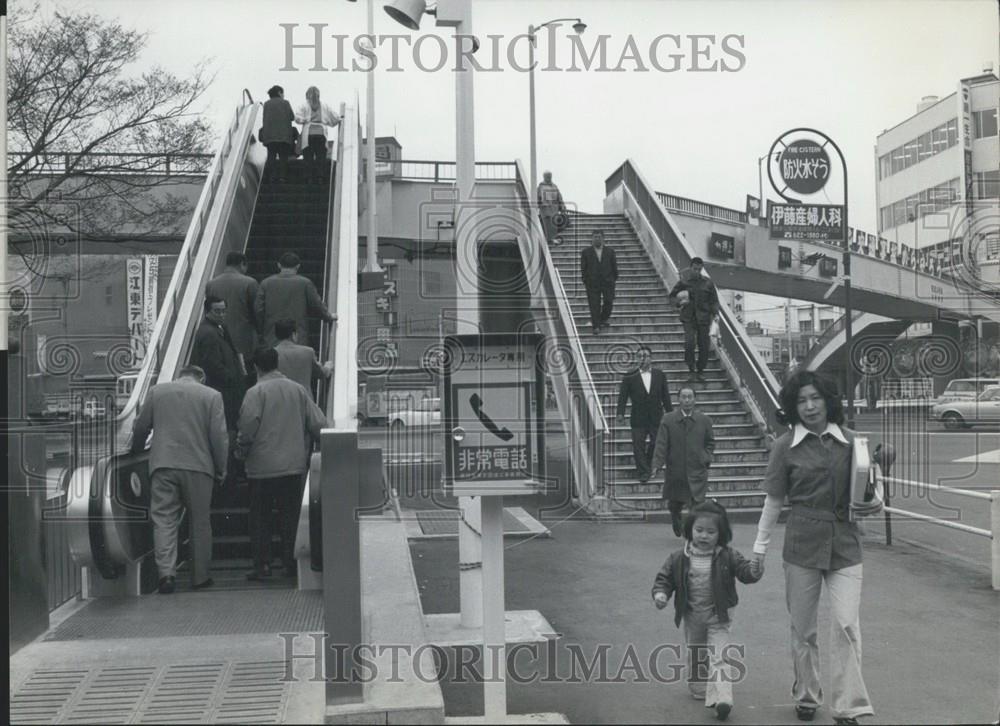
[768,201,845,241]
[779,139,831,195]
[443,334,545,497]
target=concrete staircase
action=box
[548,213,769,513]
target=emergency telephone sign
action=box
[442,334,545,496]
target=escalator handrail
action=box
[323,98,361,428]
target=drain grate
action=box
[215,661,289,723]
[11,661,290,724]
[135,663,225,724]
[415,509,529,536]
[10,668,88,724]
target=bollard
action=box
[992,491,1000,591]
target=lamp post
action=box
[351,0,382,273]
[528,18,586,195]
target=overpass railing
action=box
[657,192,747,225]
[609,160,782,436]
[362,159,517,182]
[514,160,608,508]
[800,309,865,370]
[9,151,214,176]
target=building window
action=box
[880,118,959,180]
[975,170,1000,200]
[105,285,113,306]
[973,108,999,139]
[798,320,814,333]
[947,118,958,146]
[879,178,961,231]
[985,235,1000,261]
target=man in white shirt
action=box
[616,346,673,482]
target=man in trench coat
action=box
[651,386,716,536]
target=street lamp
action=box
[528,17,586,195]
[348,0,382,273]
[383,0,490,673]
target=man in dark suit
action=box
[616,346,673,482]
[190,296,246,433]
[651,386,716,536]
[206,252,259,381]
[131,365,228,593]
[255,252,337,346]
[580,229,618,335]
[668,257,719,381]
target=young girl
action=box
[652,501,761,721]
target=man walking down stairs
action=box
[548,213,770,515]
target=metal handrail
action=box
[242,88,255,105]
[513,160,607,506]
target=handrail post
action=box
[992,490,999,590]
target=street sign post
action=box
[441,333,546,722]
[768,128,854,425]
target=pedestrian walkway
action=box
[411,521,999,724]
[12,518,997,723]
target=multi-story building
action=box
[875,69,999,281]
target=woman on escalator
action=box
[295,86,341,185]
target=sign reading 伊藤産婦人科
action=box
[442,334,545,497]
[768,201,845,241]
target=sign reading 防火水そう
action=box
[443,334,545,497]
[779,139,831,195]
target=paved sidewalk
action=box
[410,521,1000,724]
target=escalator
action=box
[66,98,358,592]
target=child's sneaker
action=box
[715,703,732,721]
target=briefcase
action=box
[849,435,884,521]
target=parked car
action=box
[936,377,1000,403]
[389,397,441,428]
[932,385,1000,429]
[82,400,107,420]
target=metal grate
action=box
[11,661,289,724]
[45,589,323,641]
[415,509,529,536]
[135,663,225,724]
[10,668,88,724]
[214,661,289,723]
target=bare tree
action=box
[7,4,217,244]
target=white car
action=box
[389,398,441,427]
[932,385,1000,429]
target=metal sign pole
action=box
[480,495,507,721]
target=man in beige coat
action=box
[131,365,229,594]
[237,347,328,579]
[274,318,333,398]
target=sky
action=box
[23,0,999,234]
[19,0,1000,324]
